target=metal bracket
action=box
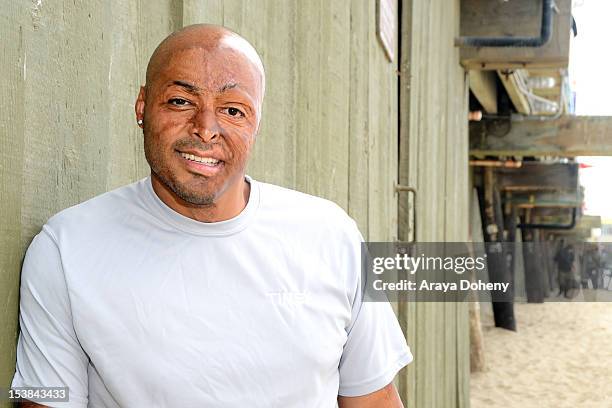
[518,207,577,230]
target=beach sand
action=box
[471,291,612,408]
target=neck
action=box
[151,174,250,223]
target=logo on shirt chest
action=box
[266,291,309,306]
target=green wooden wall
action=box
[1,3,181,400]
[398,0,471,407]
[1,1,469,407]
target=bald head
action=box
[135,24,266,215]
[145,24,265,105]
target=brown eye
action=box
[169,98,190,106]
[225,107,244,117]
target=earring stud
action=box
[137,119,143,125]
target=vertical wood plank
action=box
[367,0,396,242]
[243,0,297,188]
[183,0,224,26]
[134,0,183,178]
[136,0,183,79]
[398,1,420,402]
[107,0,149,190]
[221,0,244,32]
[19,0,111,239]
[295,0,350,209]
[367,0,380,239]
[399,0,471,406]
[321,0,350,210]
[442,0,457,406]
[294,3,319,199]
[0,2,27,396]
[348,0,370,235]
[388,0,399,243]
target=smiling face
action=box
[136,29,264,211]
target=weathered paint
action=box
[471,116,612,157]
[348,0,371,235]
[0,2,27,400]
[399,0,470,407]
[1,1,469,407]
[0,0,179,401]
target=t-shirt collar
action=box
[143,174,260,236]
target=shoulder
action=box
[45,177,148,242]
[256,180,360,235]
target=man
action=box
[554,240,576,298]
[12,25,412,407]
[583,246,601,290]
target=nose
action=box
[192,108,221,143]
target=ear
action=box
[135,86,146,128]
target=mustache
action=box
[173,138,218,152]
[171,135,249,162]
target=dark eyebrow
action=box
[170,80,201,93]
[219,82,238,93]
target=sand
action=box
[471,292,612,408]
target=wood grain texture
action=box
[108,0,148,190]
[295,0,351,209]
[0,1,179,398]
[0,2,27,399]
[367,0,397,242]
[398,0,418,404]
[399,0,470,406]
[1,1,470,406]
[348,0,370,236]
[471,116,612,157]
[245,0,297,188]
[182,0,224,26]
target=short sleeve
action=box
[11,226,89,407]
[337,224,413,397]
[338,300,413,396]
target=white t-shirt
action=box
[12,175,412,408]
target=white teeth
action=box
[180,152,220,165]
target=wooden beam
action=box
[521,229,547,302]
[580,215,602,229]
[470,116,612,157]
[497,70,530,115]
[469,70,497,113]
[505,191,582,208]
[496,162,578,191]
